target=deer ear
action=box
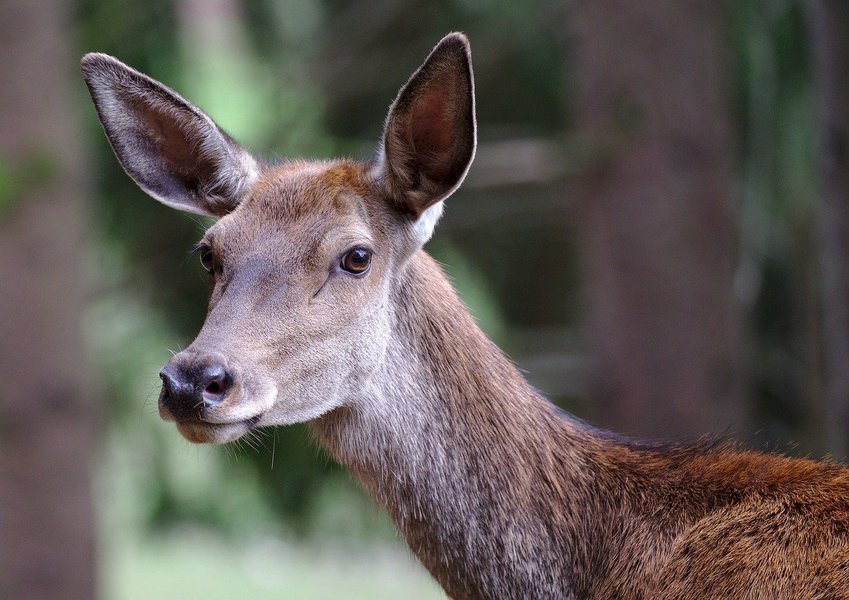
[81,53,259,217]
[377,33,476,223]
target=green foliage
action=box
[0,150,60,219]
[101,531,444,599]
[0,159,14,217]
[729,0,821,448]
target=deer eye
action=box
[196,243,214,273]
[340,247,372,275]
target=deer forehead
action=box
[244,160,377,221]
[215,160,387,255]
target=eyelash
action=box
[191,242,215,274]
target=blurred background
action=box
[1,0,848,598]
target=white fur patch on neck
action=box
[411,201,444,245]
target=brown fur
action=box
[314,253,849,599]
[82,34,849,599]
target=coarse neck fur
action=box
[311,251,849,600]
[313,252,618,598]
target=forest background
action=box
[1,1,848,598]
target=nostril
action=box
[205,378,223,395]
[201,364,231,406]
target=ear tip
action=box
[441,31,470,45]
[80,52,122,81]
[80,52,114,68]
[437,32,472,57]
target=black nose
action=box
[159,359,233,420]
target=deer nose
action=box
[159,358,233,420]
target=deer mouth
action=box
[173,414,263,444]
[157,370,277,443]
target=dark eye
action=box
[341,247,372,275]
[198,244,214,273]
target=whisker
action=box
[271,428,277,470]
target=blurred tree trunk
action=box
[570,1,744,440]
[0,2,96,599]
[808,0,849,459]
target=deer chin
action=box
[174,414,263,444]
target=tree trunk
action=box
[570,1,744,440]
[808,0,849,459]
[0,2,96,599]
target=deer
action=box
[81,33,849,600]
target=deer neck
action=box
[311,251,593,598]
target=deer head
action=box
[82,33,476,444]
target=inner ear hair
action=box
[380,32,477,218]
[81,53,258,217]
